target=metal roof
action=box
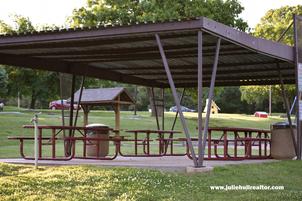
[0,17,295,87]
[71,87,134,105]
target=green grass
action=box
[0,107,287,158]
[0,161,301,201]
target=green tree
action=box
[254,5,302,45]
[0,16,59,109]
[240,5,302,112]
[0,67,8,97]
[69,0,248,31]
[68,0,248,113]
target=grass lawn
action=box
[0,161,301,201]
[0,106,287,158]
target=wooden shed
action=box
[72,87,134,131]
[203,99,220,114]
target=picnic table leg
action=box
[83,130,87,157]
[208,130,211,159]
[38,128,42,158]
[147,132,150,155]
[19,139,26,159]
[135,131,138,155]
[158,133,161,154]
[259,132,262,157]
[170,132,173,155]
[264,132,267,156]
[52,128,56,159]
[234,137,238,158]
[223,130,227,159]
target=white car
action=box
[0,102,4,111]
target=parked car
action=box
[0,99,4,112]
[49,100,79,110]
[169,106,195,112]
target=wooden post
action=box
[82,105,89,126]
[114,95,121,136]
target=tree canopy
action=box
[69,0,248,31]
[0,16,59,108]
[240,5,302,112]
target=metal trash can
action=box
[270,122,296,159]
[86,124,110,157]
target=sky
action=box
[0,0,301,28]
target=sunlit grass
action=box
[0,160,301,201]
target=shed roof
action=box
[71,87,134,105]
[0,17,295,87]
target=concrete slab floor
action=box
[0,156,277,172]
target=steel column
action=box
[171,88,186,131]
[151,87,160,130]
[67,74,76,156]
[197,31,204,166]
[200,38,221,166]
[155,33,198,166]
[73,76,85,129]
[277,63,298,155]
[294,15,302,159]
[162,88,165,130]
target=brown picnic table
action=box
[122,129,184,157]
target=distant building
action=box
[203,99,220,114]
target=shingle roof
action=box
[71,87,134,105]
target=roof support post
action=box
[277,63,298,156]
[199,37,221,167]
[155,33,198,167]
[66,74,76,156]
[197,31,204,167]
[171,88,186,131]
[73,76,85,128]
[162,88,165,130]
[294,15,302,160]
[151,87,160,130]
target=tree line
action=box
[0,1,301,114]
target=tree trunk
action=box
[147,87,163,117]
[30,89,37,109]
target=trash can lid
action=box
[86,123,109,128]
[271,122,296,129]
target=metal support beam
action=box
[66,74,76,156]
[197,31,204,166]
[269,85,272,116]
[73,76,85,129]
[69,75,76,129]
[294,15,302,160]
[171,88,186,131]
[155,33,198,166]
[277,63,298,156]
[151,87,160,130]
[162,88,165,130]
[199,38,221,167]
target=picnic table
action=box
[9,125,122,160]
[120,129,184,157]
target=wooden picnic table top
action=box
[195,126,270,133]
[22,125,116,131]
[8,135,127,140]
[125,129,181,134]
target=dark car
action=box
[49,100,79,110]
[169,106,195,112]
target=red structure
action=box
[8,125,271,161]
[254,112,269,118]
